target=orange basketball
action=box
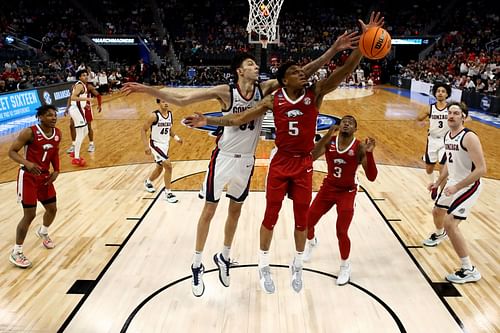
[359,27,391,60]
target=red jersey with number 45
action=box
[325,136,361,190]
[24,125,61,173]
[273,87,318,155]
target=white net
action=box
[246,0,284,42]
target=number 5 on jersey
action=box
[289,121,299,136]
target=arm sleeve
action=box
[96,94,102,107]
[364,151,378,181]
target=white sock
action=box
[222,245,231,260]
[340,259,350,267]
[13,244,23,253]
[193,251,203,268]
[40,225,49,234]
[258,250,270,269]
[89,141,94,145]
[165,188,171,194]
[293,251,304,268]
[71,141,75,146]
[436,228,445,235]
[460,256,473,270]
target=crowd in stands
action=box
[1,0,499,97]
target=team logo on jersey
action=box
[55,135,60,142]
[333,158,347,165]
[43,91,52,104]
[286,109,304,118]
[348,149,355,156]
[42,143,54,151]
[194,112,341,140]
[303,97,311,105]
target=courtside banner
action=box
[0,90,41,122]
[37,82,73,108]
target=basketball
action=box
[359,27,391,60]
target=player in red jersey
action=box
[184,9,384,295]
[8,105,62,268]
[304,115,378,285]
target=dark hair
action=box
[36,104,57,118]
[231,53,257,82]
[447,101,468,118]
[432,82,451,98]
[276,61,297,86]
[156,98,161,103]
[341,115,358,128]
[76,69,87,80]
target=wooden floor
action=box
[0,87,498,333]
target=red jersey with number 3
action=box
[273,87,318,155]
[25,125,61,173]
[324,136,361,190]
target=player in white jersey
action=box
[122,31,360,297]
[417,82,451,200]
[426,102,486,284]
[68,70,92,166]
[141,99,182,203]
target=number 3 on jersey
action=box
[333,166,342,178]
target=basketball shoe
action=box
[289,262,303,292]
[446,267,481,284]
[71,157,86,167]
[165,192,178,203]
[423,231,447,247]
[303,236,319,262]
[9,251,32,268]
[191,264,205,297]
[337,263,351,286]
[213,253,230,287]
[87,143,95,152]
[66,145,75,154]
[35,226,55,249]
[144,180,155,193]
[258,266,275,294]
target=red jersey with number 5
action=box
[24,125,61,173]
[273,87,318,155]
[324,136,361,190]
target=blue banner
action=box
[0,90,41,122]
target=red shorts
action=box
[312,182,357,213]
[84,106,93,122]
[17,169,56,207]
[266,150,313,204]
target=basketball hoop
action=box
[247,0,284,43]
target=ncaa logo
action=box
[304,97,311,105]
[480,96,490,111]
[43,91,52,104]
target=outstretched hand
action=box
[183,112,207,128]
[365,137,376,152]
[121,82,150,95]
[333,31,360,51]
[358,11,385,33]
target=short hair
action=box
[341,115,358,128]
[432,82,451,98]
[36,104,57,118]
[276,61,297,86]
[231,53,257,82]
[76,70,87,80]
[448,101,468,118]
[156,98,161,103]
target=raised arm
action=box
[260,31,360,96]
[122,82,228,108]
[312,125,338,160]
[184,94,274,128]
[360,137,378,181]
[314,12,385,101]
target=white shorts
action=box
[200,149,255,203]
[68,105,87,128]
[149,141,169,163]
[423,135,446,164]
[435,180,482,220]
